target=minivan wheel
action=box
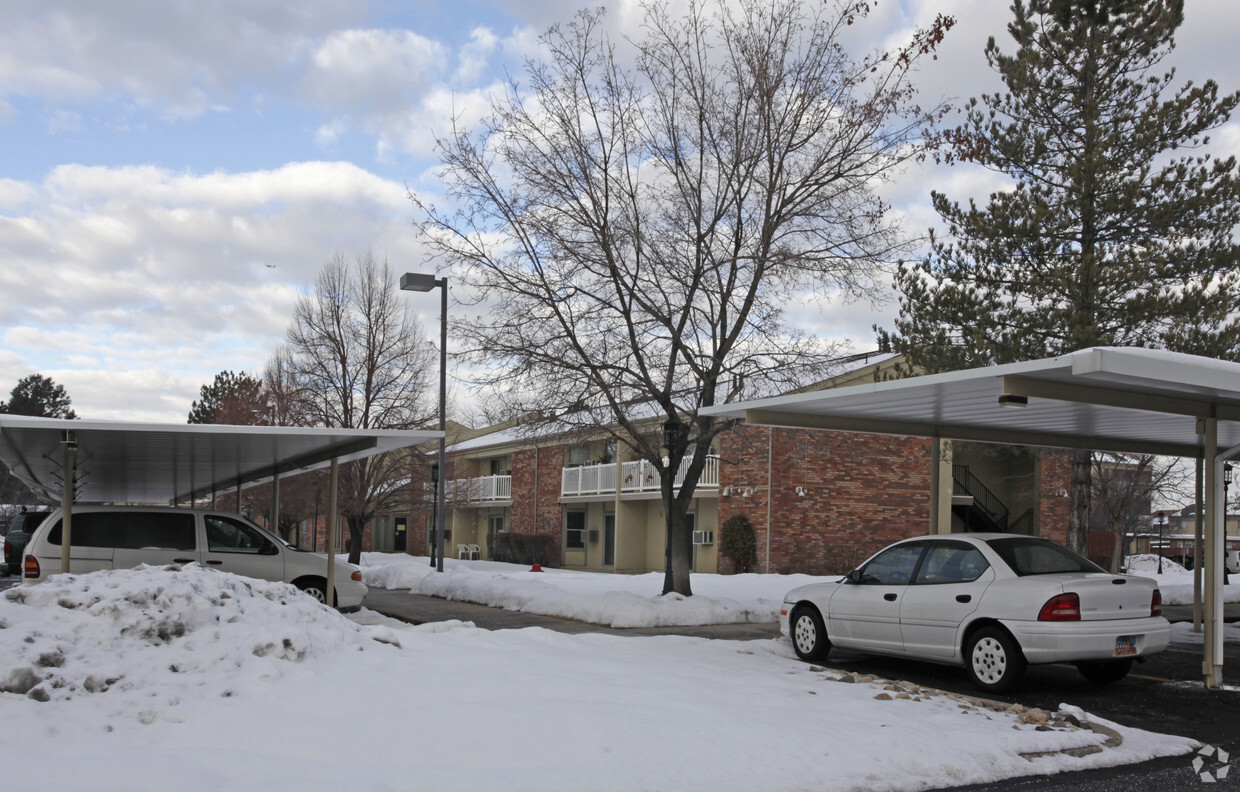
[965,626,1026,693]
[296,579,329,604]
[1076,658,1133,685]
[790,605,831,661]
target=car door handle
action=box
[884,593,897,601]
[956,595,971,603]
[205,560,223,565]
[173,558,196,564]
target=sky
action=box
[2,558,1217,791]
[1,0,1238,424]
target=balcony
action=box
[444,474,512,504]
[561,455,720,497]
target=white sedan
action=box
[781,533,1170,692]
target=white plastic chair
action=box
[457,544,470,559]
[467,543,481,560]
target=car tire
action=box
[965,626,1026,693]
[296,578,329,604]
[1076,658,1133,685]
[790,605,831,661]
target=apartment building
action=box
[370,353,1073,575]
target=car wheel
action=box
[1076,658,1133,685]
[965,626,1026,693]
[296,578,329,604]
[790,605,830,661]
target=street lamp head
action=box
[1225,462,1234,485]
[400,272,438,292]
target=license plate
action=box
[1115,636,1137,656]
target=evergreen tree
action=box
[879,0,1240,552]
[1,373,77,419]
[187,370,268,425]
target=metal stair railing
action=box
[952,465,1010,530]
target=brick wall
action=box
[510,444,566,564]
[719,425,933,575]
[1037,450,1073,546]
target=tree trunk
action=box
[1068,449,1092,556]
[661,487,694,596]
[346,514,366,565]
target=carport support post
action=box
[929,437,952,534]
[59,430,76,574]
[1202,419,1222,688]
[326,457,338,609]
[271,470,280,541]
[1193,456,1204,633]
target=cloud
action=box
[0,1,366,121]
[0,161,432,422]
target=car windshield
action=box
[985,537,1103,576]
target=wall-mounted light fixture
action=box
[741,487,753,498]
[795,486,807,497]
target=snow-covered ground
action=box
[1,565,1200,792]
[1121,553,1240,606]
[359,551,1240,628]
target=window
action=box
[488,515,506,534]
[489,456,510,476]
[566,445,591,467]
[859,544,924,585]
[565,510,586,549]
[205,515,275,555]
[913,543,990,585]
[48,511,195,550]
[986,537,1102,576]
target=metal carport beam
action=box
[1001,375,1240,421]
[742,408,1197,458]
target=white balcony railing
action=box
[561,455,719,497]
[444,474,512,504]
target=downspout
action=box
[766,428,773,573]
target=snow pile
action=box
[1124,553,1189,575]
[0,564,393,710]
[359,553,821,627]
[1122,554,1239,605]
[1,566,1201,792]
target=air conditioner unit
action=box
[692,530,714,545]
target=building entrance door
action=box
[604,514,615,566]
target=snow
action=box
[1121,554,1240,606]
[2,563,1202,791]
[359,552,1240,628]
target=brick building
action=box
[368,354,1073,575]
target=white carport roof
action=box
[0,415,442,505]
[703,346,1240,688]
[703,347,1240,456]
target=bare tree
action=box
[1092,453,1188,573]
[414,0,953,594]
[284,251,436,564]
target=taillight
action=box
[3,539,10,557]
[351,571,362,582]
[1151,589,1162,618]
[23,555,40,579]
[1038,592,1081,621]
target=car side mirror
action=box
[845,569,863,584]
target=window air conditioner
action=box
[692,530,714,545]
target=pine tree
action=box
[879,0,1240,553]
[1,373,77,419]
[187,370,267,425]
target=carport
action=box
[0,415,441,604]
[703,347,1240,688]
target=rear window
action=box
[985,536,1103,576]
[46,512,196,551]
[10,512,49,534]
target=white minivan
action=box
[21,506,367,610]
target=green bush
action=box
[719,515,757,574]
[492,532,558,567]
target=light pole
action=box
[400,272,448,573]
[1157,510,1167,574]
